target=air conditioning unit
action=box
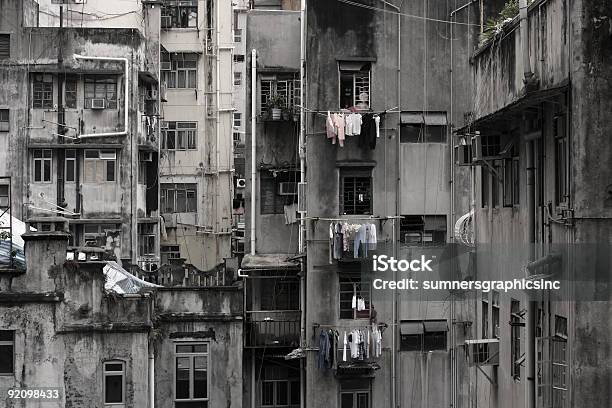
[471,132,501,163]
[236,178,246,189]
[161,61,172,71]
[465,339,500,366]
[278,182,298,196]
[139,151,153,162]
[90,98,106,109]
[455,144,472,166]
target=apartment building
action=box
[452,0,612,407]
[240,1,474,407]
[0,0,162,271]
[159,0,234,270]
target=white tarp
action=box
[103,261,161,294]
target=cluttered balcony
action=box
[245,310,301,348]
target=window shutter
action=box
[0,35,9,59]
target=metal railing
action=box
[246,310,301,348]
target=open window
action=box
[400,320,448,351]
[400,215,446,245]
[400,112,447,143]
[103,360,125,406]
[162,0,198,28]
[338,61,371,110]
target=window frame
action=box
[259,75,300,114]
[83,149,117,183]
[340,386,370,408]
[339,167,373,216]
[64,77,78,109]
[554,113,569,207]
[338,61,371,111]
[32,75,53,109]
[259,170,298,215]
[65,149,77,183]
[103,360,126,406]
[233,112,242,128]
[0,109,8,132]
[161,52,198,89]
[161,0,198,29]
[160,183,198,214]
[234,28,242,43]
[174,342,210,404]
[510,298,522,380]
[0,330,15,375]
[0,33,10,60]
[234,71,242,86]
[339,273,371,320]
[84,76,118,109]
[138,223,156,257]
[32,149,52,183]
[162,121,198,151]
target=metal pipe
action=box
[525,136,536,408]
[250,49,257,255]
[73,54,129,138]
[519,0,534,80]
[148,350,155,408]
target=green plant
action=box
[479,0,533,45]
[267,94,286,110]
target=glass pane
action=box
[261,382,274,406]
[43,159,51,182]
[276,381,288,405]
[176,357,191,399]
[194,356,207,370]
[105,374,123,403]
[176,190,187,212]
[105,363,123,372]
[357,392,369,408]
[34,160,41,182]
[106,161,115,182]
[0,344,13,374]
[176,345,193,353]
[193,344,207,353]
[193,368,207,399]
[187,190,197,212]
[341,393,354,408]
[167,131,176,149]
[290,381,300,405]
[188,70,197,88]
[178,70,186,88]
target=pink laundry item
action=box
[332,113,346,147]
[326,111,337,144]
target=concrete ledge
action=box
[0,291,64,303]
[156,313,243,322]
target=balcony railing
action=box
[246,310,301,348]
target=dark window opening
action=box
[260,170,298,215]
[339,61,371,111]
[340,168,372,215]
[162,0,198,28]
[400,320,448,351]
[0,34,9,59]
[0,109,8,132]
[339,273,371,320]
[400,215,446,245]
[0,330,14,374]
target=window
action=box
[260,279,299,311]
[83,224,120,247]
[511,299,522,380]
[84,76,117,109]
[482,292,489,339]
[162,53,197,89]
[260,76,300,114]
[138,223,156,257]
[162,121,197,150]
[65,149,76,182]
[175,343,209,407]
[340,379,370,408]
[234,72,242,86]
[233,113,242,128]
[234,28,242,43]
[161,183,197,213]
[339,61,371,110]
[399,112,447,143]
[233,132,241,142]
[554,114,568,206]
[399,215,446,245]
[552,315,568,408]
[260,170,298,215]
[33,149,52,183]
[234,54,245,63]
[84,150,116,183]
[491,291,500,338]
[103,361,125,405]
[32,75,53,109]
[64,78,78,109]
[340,168,372,215]
[481,166,490,208]
[0,34,9,59]
[161,245,181,264]
[0,330,14,375]
[0,109,8,132]
[260,364,299,408]
[503,151,520,207]
[162,0,198,28]
[339,273,371,320]
[400,320,448,351]
[491,161,501,208]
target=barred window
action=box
[340,168,372,215]
[162,0,198,29]
[339,273,371,320]
[339,61,371,110]
[162,53,197,89]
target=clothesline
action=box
[313,322,388,329]
[296,105,399,118]
[305,216,403,221]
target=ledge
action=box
[0,292,64,303]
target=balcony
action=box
[246,310,301,348]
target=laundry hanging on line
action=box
[325,111,384,149]
[318,324,384,371]
[329,222,377,261]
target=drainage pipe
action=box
[250,49,257,255]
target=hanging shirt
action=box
[374,114,381,138]
[367,223,377,250]
[345,113,362,136]
[343,332,348,362]
[332,113,346,147]
[326,111,337,144]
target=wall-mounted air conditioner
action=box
[471,132,502,164]
[278,182,298,196]
[236,178,246,189]
[90,98,106,110]
[455,144,472,166]
[465,339,500,366]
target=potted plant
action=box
[267,94,285,120]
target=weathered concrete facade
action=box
[0,221,243,408]
[453,0,612,407]
[159,0,234,271]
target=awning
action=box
[400,321,424,335]
[424,320,448,332]
[240,253,300,270]
[401,112,447,126]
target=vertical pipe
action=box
[250,49,257,255]
[526,136,536,408]
[298,2,306,408]
[519,0,534,80]
[148,350,155,408]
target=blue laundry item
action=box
[353,224,369,258]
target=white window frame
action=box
[161,53,198,89]
[0,330,14,375]
[103,360,125,407]
[174,342,210,404]
[259,75,300,114]
[161,183,198,214]
[33,149,52,183]
[233,112,242,128]
[340,389,370,408]
[338,62,371,110]
[83,149,117,183]
[162,121,197,150]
